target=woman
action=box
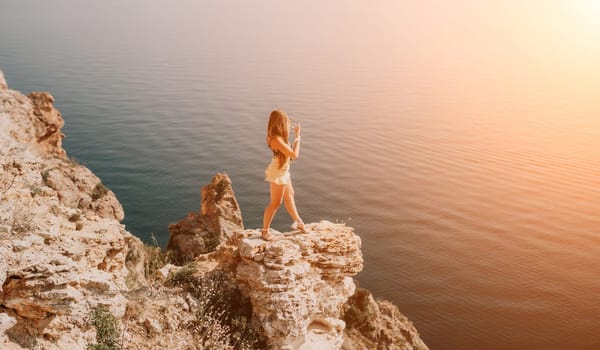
[262,109,304,240]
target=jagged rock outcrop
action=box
[342,288,429,350]
[0,89,65,159]
[27,92,66,158]
[0,70,146,349]
[167,173,243,263]
[233,222,363,349]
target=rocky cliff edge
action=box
[0,71,146,349]
[0,70,428,349]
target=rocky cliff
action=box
[165,181,428,350]
[0,71,146,349]
[167,173,244,263]
[0,70,428,349]
[234,222,362,349]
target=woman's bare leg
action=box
[283,180,303,229]
[262,182,286,238]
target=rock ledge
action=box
[234,221,362,349]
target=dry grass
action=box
[167,268,268,350]
[143,233,175,280]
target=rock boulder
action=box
[234,221,363,349]
[167,173,243,263]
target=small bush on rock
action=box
[170,268,268,349]
[91,182,108,201]
[88,306,121,350]
[143,234,174,279]
[166,262,197,287]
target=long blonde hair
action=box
[267,109,290,169]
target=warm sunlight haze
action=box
[1,0,599,349]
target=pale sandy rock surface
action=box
[225,221,428,350]
[234,221,362,350]
[119,284,201,350]
[0,71,145,349]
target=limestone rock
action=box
[0,76,123,223]
[27,92,65,157]
[125,235,147,289]
[0,74,145,349]
[42,158,125,221]
[200,172,244,234]
[234,221,363,349]
[0,313,17,341]
[167,173,243,262]
[0,70,7,90]
[0,246,8,291]
[143,317,162,336]
[0,88,66,158]
[157,263,180,280]
[342,288,429,350]
[298,318,346,350]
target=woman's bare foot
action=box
[261,228,278,241]
[291,220,306,233]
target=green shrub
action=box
[91,182,108,201]
[204,233,221,252]
[88,306,120,350]
[166,262,197,287]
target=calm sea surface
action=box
[2,1,600,349]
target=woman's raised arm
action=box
[271,135,301,160]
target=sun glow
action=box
[572,0,600,33]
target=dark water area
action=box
[2,1,600,349]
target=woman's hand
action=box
[293,121,302,138]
